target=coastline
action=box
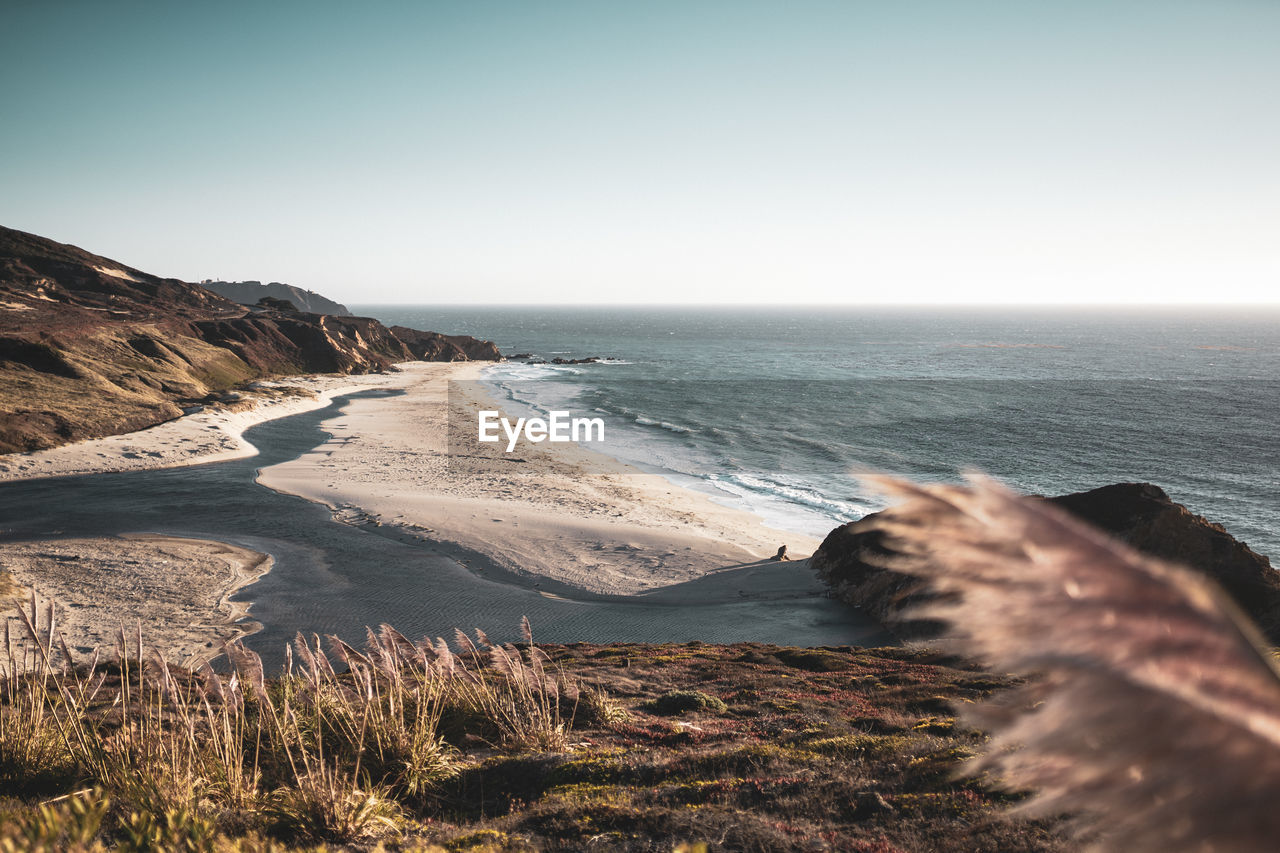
[258,362,824,600]
[0,358,841,650]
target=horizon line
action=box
[342,301,1280,310]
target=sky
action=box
[2,0,1277,305]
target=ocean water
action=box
[357,306,1280,560]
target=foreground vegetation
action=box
[0,596,1067,851]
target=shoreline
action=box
[258,362,825,601]
[0,369,423,482]
[0,361,483,660]
[0,358,844,645]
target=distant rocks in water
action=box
[503,354,621,366]
[0,225,502,453]
[200,280,351,316]
[813,482,1280,643]
[552,353,622,363]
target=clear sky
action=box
[2,1,1277,304]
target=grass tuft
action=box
[0,598,581,846]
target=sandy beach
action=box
[0,359,831,658]
[0,364,450,659]
[1,534,271,665]
[0,371,415,482]
[259,362,823,599]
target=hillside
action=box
[0,609,1064,851]
[200,279,352,315]
[0,226,500,453]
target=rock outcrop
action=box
[0,226,500,453]
[389,326,502,362]
[813,482,1280,643]
[200,280,352,316]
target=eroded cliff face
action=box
[0,226,500,453]
[390,326,503,362]
[813,482,1280,643]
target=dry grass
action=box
[0,595,580,847]
[0,595,1068,851]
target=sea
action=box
[357,305,1280,561]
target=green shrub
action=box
[644,690,727,716]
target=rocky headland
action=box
[0,226,500,453]
[390,325,504,362]
[199,279,352,315]
[812,482,1280,642]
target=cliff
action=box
[0,226,500,453]
[200,280,352,316]
[390,325,503,362]
[812,482,1280,643]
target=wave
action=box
[489,371,867,533]
[577,396,698,435]
[706,471,873,524]
[484,363,585,381]
[633,416,696,434]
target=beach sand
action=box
[258,362,823,600]
[0,364,462,660]
[0,371,414,482]
[0,359,833,656]
[1,534,271,665]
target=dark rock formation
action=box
[0,226,500,453]
[389,326,502,362]
[813,482,1280,643]
[550,356,617,365]
[191,313,412,375]
[200,280,351,316]
[809,521,939,639]
[254,296,299,312]
[1051,483,1280,640]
